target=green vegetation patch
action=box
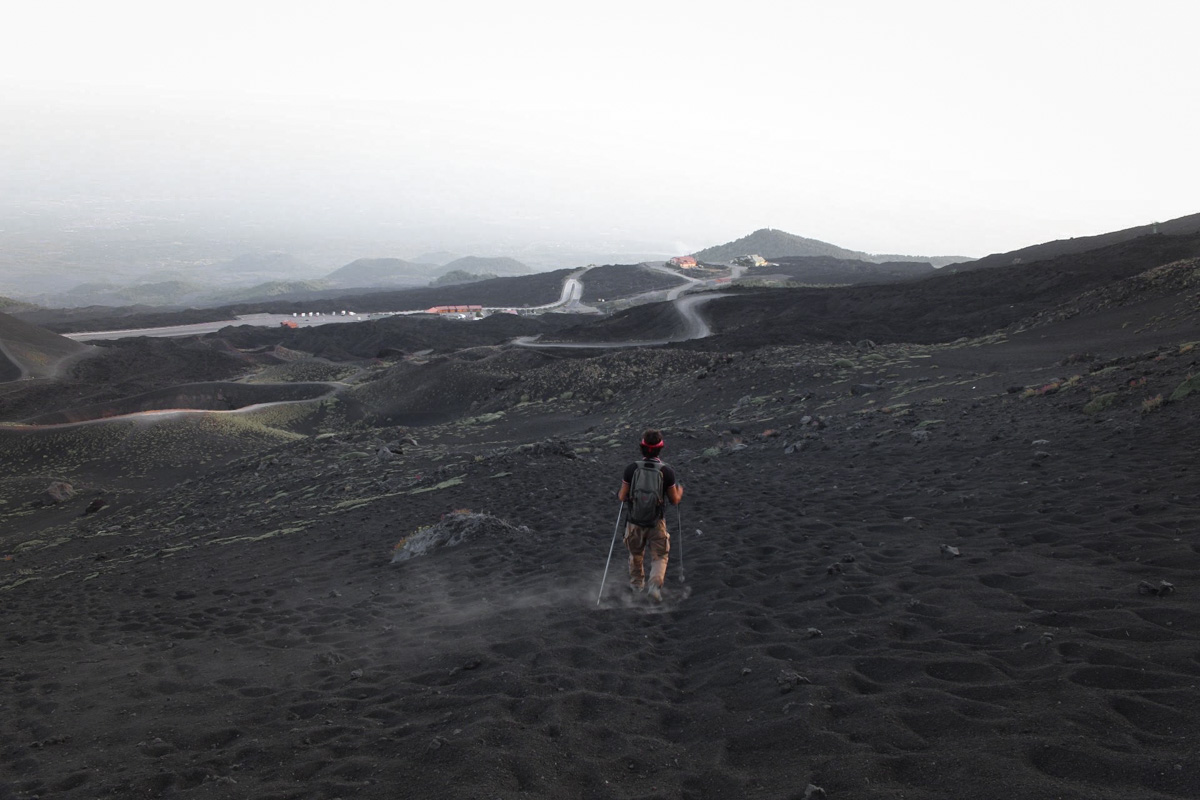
[1083,392,1118,414]
[1169,374,1200,402]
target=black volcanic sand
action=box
[4,258,1200,798]
[579,265,687,303]
[0,314,593,424]
[21,381,336,426]
[751,256,935,285]
[0,312,90,381]
[4,317,1200,799]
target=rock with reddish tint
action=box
[44,481,75,504]
[82,497,107,516]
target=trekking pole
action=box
[597,502,625,605]
[676,502,685,583]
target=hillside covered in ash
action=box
[3,223,1200,799]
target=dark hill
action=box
[580,264,686,302]
[698,230,1200,349]
[38,280,204,309]
[325,258,429,287]
[437,256,532,277]
[0,295,39,313]
[201,280,334,304]
[212,311,590,360]
[14,305,238,335]
[694,228,865,262]
[283,270,569,314]
[946,211,1200,272]
[694,228,968,267]
[755,256,935,285]
[0,311,91,381]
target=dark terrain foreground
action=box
[3,244,1200,799]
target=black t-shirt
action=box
[623,458,677,491]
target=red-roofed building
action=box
[426,305,484,315]
[668,256,698,269]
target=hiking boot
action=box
[629,582,645,593]
[647,584,663,602]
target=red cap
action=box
[640,438,664,450]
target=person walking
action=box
[617,429,683,602]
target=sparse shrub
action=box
[1083,392,1117,414]
[1029,381,1062,397]
[1141,394,1164,414]
[1169,373,1200,402]
[1180,342,1196,355]
[833,358,855,369]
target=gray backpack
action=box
[628,460,665,526]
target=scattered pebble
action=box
[776,669,811,693]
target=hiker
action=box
[617,429,683,601]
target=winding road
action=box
[10,264,729,428]
[514,263,726,349]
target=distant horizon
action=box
[3,187,1192,266]
[6,202,1200,299]
[4,1,1198,283]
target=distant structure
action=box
[426,305,484,315]
[667,256,699,269]
[732,254,768,267]
[279,320,298,329]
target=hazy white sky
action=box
[2,0,1197,258]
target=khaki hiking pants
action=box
[625,518,670,590]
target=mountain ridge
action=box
[944,211,1200,272]
[693,228,969,267]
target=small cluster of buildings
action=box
[425,305,484,315]
[667,254,769,269]
[280,310,360,328]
